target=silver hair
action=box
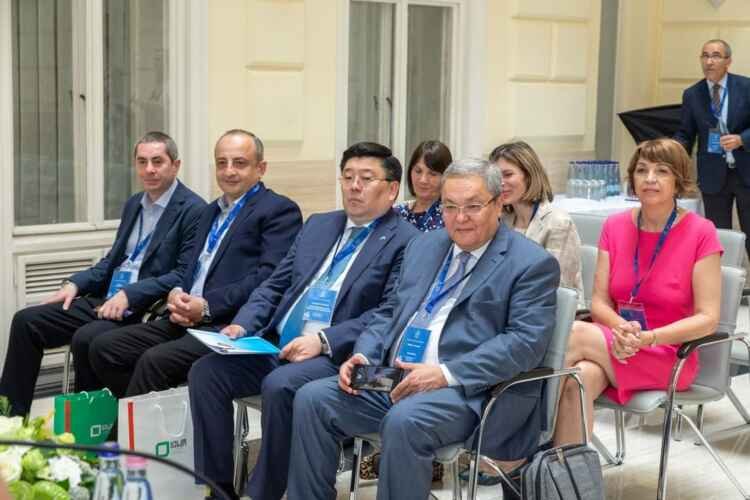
[442,158,503,198]
[704,39,732,58]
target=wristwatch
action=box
[201,300,212,324]
[317,331,331,356]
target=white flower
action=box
[0,416,24,437]
[48,455,82,488]
[0,449,22,483]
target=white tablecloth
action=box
[551,194,702,216]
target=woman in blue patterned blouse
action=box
[394,140,452,232]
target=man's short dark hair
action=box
[217,129,265,162]
[133,131,179,162]
[339,142,402,183]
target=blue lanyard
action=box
[630,205,678,301]
[322,216,383,283]
[423,250,474,315]
[710,85,728,119]
[128,212,153,262]
[207,184,260,254]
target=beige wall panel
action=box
[512,83,587,137]
[660,25,717,80]
[208,0,250,144]
[552,22,589,81]
[246,71,305,143]
[664,0,750,21]
[510,20,552,79]
[722,26,750,75]
[656,83,685,105]
[263,160,336,218]
[511,0,591,21]
[662,0,719,21]
[247,0,305,66]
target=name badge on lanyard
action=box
[301,221,378,325]
[396,251,473,363]
[192,184,260,281]
[621,205,678,329]
[106,213,153,299]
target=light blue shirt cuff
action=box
[440,364,458,386]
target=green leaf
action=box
[0,397,11,418]
[30,481,70,500]
[7,480,33,500]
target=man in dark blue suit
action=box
[188,142,418,500]
[0,131,206,416]
[287,159,560,500]
[89,129,302,398]
[675,39,750,257]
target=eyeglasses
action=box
[339,175,391,187]
[442,198,497,217]
[700,53,728,62]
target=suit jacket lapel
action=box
[728,73,739,131]
[336,211,398,305]
[453,226,508,308]
[299,212,347,290]
[206,183,266,278]
[112,200,143,264]
[141,183,185,264]
[524,201,552,243]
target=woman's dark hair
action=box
[406,141,453,196]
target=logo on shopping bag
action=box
[89,423,113,439]
[155,438,188,457]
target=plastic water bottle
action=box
[93,443,125,500]
[123,456,154,500]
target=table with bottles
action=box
[557,160,702,215]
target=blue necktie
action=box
[278,227,366,348]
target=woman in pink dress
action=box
[553,138,723,446]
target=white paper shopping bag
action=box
[118,387,204,500]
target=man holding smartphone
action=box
[188,142,418,500]
[287,159,560,500]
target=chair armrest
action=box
[575,309,592,322]
[676,332,746,358]
[141,298,168,323]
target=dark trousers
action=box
[0,296,136,416]
[88,318,210,397]
[188,354,338,500]
[702,169,750,259]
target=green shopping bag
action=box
[53,389,117,445]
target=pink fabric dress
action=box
[597,209,723,404]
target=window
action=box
[11,0,170,227]
[346,0,458,171]
[103,0,169,220]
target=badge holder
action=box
[397,310,433,363]
[617,300,649,331]
[106,262,137,299]
[303,286,338,324]
[708,128,723,155]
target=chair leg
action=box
[349,438,364,500]
[674,407,750,499]
[614,409,626,464]
[693,404,705,446]
[232,403,249,495]
[466,453,479,500]
[449,460,462,500]
[657,401,677,500]
[62,347,73,394]
[673,405,684,442]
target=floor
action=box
[30,306,750,500]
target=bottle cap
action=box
[98,442,120,458]
[125,455,148,469]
